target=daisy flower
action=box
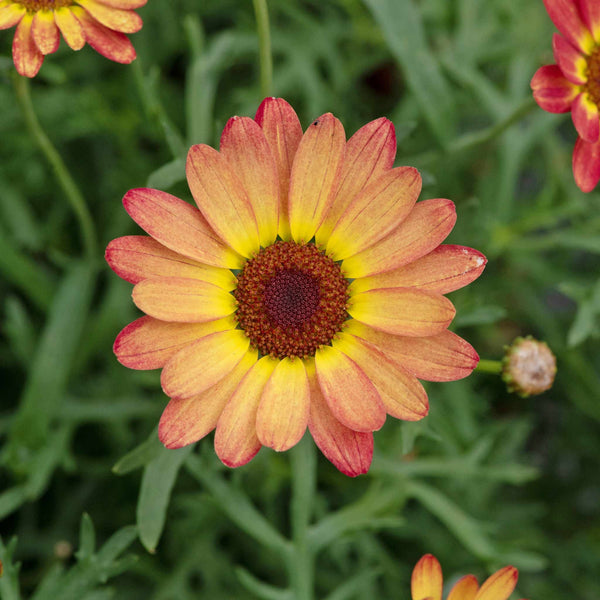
[411,554,527,600]
[106,98,486,476]
[0,0,145,77]
[530,0,600,191]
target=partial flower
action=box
[502,336,556,397]
[411,554,528,600]
[531,0,600,191]
[0,0,145,77]
[106,98,486,476]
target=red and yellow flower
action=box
[411,554,527,600]
[0,0,145,77]
[106,98,486,476]
[531,0,600,192]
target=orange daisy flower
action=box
[0,0,145,77]
[411,554,528,600]
[106,98,486,476]
[531,0,600,192]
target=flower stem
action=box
[288,434,316,600]
[475,359,503,374]
[252,0,273,98]
[12,74,97,261]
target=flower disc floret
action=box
[584,46,600,106]
[234,241,349,359]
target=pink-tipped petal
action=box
[316,117,396,245]
[159,348,257,449]
[220,116,279,247]
[122,188,242,269]
[348,287,455,337]
[474,567,518,600]
[314,345,386,432]
[54,7,85,50]
[105,235,236,289]
[342,199,457,279]
[214,356,277,467]
[530,64,579,113]
[345,321,479,382]
[186,144,260,257]
[306,359,373,477]
[349,245,487,295]
[288,113,346,243]
[114,316,234,370]
[579,0,600,42]
[333,333,429,421]
[542,0,594,53]
[256,357,310,451]
[0,4,25,30]
[12,14,44,78]
[326,166,421,260]
[571,93,600,142]
[32,10,60,55]
[411,554,443,600]
[254,97,303,240]
[447,575,479,600]
[161,329,250,399]
[77,0,142,33]
[552,33,587,84]
[573,136,600,192]
[95,0,147,8]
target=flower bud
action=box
[502,336,556,397]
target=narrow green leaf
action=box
[0,487,28,521]
[0,537,21,600]
[323,568,382,600]
[3,296,37,367]
[453,305,507,328]
[235,567,292,600]
[137,445,193,552]
[76,514,96,561]
[146,158,185,190]
[112,430,163,475]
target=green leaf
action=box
[453,305,507,327]
[146,158,185,190]
[112,430,163,475]
[322,568,382,600]
[235,567,292,600]
[137,445,193,552]
[76,514,96,562]
[567,278,600,347]
[0,537,21,600]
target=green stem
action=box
[253,0,273,98]
[475,359,503,375]
[288,435,316,600]
[12,74,97,261]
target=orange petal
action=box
[342,199,456,278]
[122,188,242,269]
[186,144,260,257]
[349,245,486,295]
[132,277,236,323]
[288,113,346,243]
[314,345,385,432]
[54,7,85,50]
[411,554,443,600]
[105,235,236,289]
[316,117,396,246]
[0,4,25,30]
[552,33,587,84]
[77,0,142,33]
[12,14,44,78]
[306,359,373,476]
[447,575,479,600]
[530,64,579,113]
[572,93,600,142]
[114,315,234,370]
[348,287,455,337]
[326,167,421,260]
[256,357,309,451]
[542,0,594,53]
[254,97,303,240]
[214,356,278,467]
[220,116,279,247]
[161,329,250,399]
[333,333,428,421]
[573,136,600,192]
[159,347,257,449]
[474,567,517,600]
[345,321,479,382]
[31,10,59,54]
[95,0,147,8]
[72,5,135,63]
[579,0,600,42]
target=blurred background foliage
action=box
[1,0,599,598]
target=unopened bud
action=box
[502,336,556,397]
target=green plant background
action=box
[1,0,599,598]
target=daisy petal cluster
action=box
[0,0,145,77]
[531,0,600,191]
[411,554,528,600]
[106,97,486,476]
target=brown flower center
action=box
[16,0,72,10]
[584,45,600,107]
[234,241,348,359]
